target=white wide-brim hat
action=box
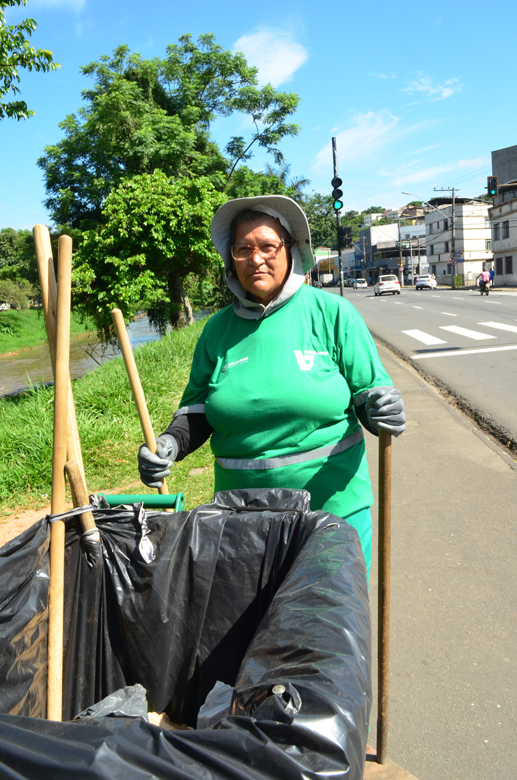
[211,195,314,273]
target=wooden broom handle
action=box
[111,308,170,498]
[376,429,392,764]
[47,236,72,722]
[33,225,86,484]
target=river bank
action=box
[0,308,95,356]
[0,317,214,515]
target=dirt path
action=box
[0,479,145,548]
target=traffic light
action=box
[338,225,352,249]
[487,176,498,197]
[331,177,343,210]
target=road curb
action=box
[371,330,517,461]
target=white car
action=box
[353,278,368,289]
[374,274,400,296]
[0,302,9,311]
[415,274,437,290]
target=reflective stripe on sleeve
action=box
[215,428,365,471]
[173,404,206,417]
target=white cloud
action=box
[403,75,463,101]
[458,158,484,168]
[370,72,396,79]
[233,30,308,87]
[380,157,489,188]
[312,110,401,171]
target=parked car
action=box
[415,274,437,290]
[374,274,400,296]
[353,278,368,289]
[0,303,9,311]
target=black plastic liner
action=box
[0,488,371,780]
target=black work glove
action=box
[138,434,178,488]
[365,386,406,437]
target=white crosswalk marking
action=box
[402,329,447,345]
[478,321,517,334]
[439,325,495,340]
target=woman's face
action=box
[232,217,290,305]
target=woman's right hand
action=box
[138,434,178,488]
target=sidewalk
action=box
[364,343,517,780]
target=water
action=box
[0,314,203,397]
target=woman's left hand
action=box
[366,387,406,437]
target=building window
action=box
[447,264,452,274]
[431,265,437,275]
[444,241,449,253]
[505,256,513,274]
[428,223,433,235]
[503,221,510,239]
[429,244,434,255]
[485,239,491,250]
[496,257,503,275]
[493,223,500,241]
[443,219,448,230]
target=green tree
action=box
[0,0,59,120]
[0,277,34,307]
[73,170,226,334]
[0,227,38,285]
[304,193,336,248]
[38,35,301,228]
[363,206,384,214]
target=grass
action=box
[0,308,95,355]
[0,318,214,515]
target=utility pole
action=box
[417,236,422,276]
[397,216,404,287]
[332,138,344,297]
[409,237,413,284]
[434,187,458,289]
[362,236,366,281]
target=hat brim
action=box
[211,195,314,273]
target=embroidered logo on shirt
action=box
[294,350,329,371]
[221,356,249,373]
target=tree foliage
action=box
[0,0,59,120]
[0,278,34,307]
[73,171,226,335]
[38,35,301,228]
[0,227,38,292]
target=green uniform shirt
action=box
[178,285,392,525]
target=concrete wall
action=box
[492,145,517,185]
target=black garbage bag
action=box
[0,488,371,780]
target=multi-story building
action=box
[363,213,384,226]
[488,144,517,286]
[358,222,427,281]
[384,207,403,221]
[425,198,492,284]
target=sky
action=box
[1,0,517,230]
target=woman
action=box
[138,195,406,578]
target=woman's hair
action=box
[230,209,293,245]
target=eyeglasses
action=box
[230,238,292,261]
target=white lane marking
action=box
[487,301,501,304]
[452,297,465,300]
[394,302,402,305]
[441,312,457,316]
[413,306,423,309]
[402,329,447,345]
[439,325,496,341]
[478,321,517,334]
[414,345,517,360]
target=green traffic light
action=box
[333,200,343,210]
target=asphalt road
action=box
[327,285,517,442]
